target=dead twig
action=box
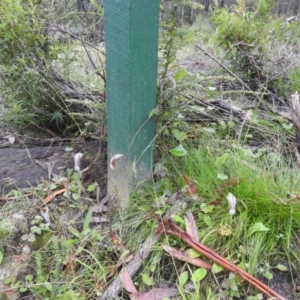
[42,188,66,206]
[195,44,253,92]
[81,126,105,174]
[195,44,285,104]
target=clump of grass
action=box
[121,140,300,297]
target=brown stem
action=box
[167,220,286,300]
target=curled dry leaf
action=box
[185,210,199,241]
[74,152,83,171]
[42,188,66,205]
[227,192,237,215]
[110,154,125,170]
[183,174,197,195]
[4,134,15,144]
[56,177,69,189]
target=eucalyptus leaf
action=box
[142,273,154,286]
[276,264,288,271]
[215,153,228,169]
[171,129,187,142]
[179,271,188,287]
[191,268,207,282]
[248,223,270,236]
[264,271,273,280]
[83,208,93,232]
[169,144,187,156]
[212,263,224,274]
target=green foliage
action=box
[212,0,273,86]
[0,0,105,136]
[0,0,62,132]
[211,0,299,94]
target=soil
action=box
[0,140,107,195]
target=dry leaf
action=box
[43,188,66,205]
[185,210,199,241]
[133,287,178,300]
[119,267,177,300]
[91,203,108,213]
[0,281,19,300]
[109,229,120,246]
[4,134,15,144]
[155,217,169,234]
[162,244,211,269]
[110,154,125,170]
[119,267,138,294]
[90,216,108,223]
[227,192,237,215]
[41,206,52,225]
[108,253,134,278]
[183,174,197,195]
[166,219,285,300]
[65,252,77,272]
[74,152,83,171]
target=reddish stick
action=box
[167,220,286,300]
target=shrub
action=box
[211,0,300,96]
[0,0,104,136]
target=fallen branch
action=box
[97,193,184,300]
[167,220,286,300]
[196,44,253,93]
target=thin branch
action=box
[195,44,253,92]
[81,41,106,81]
[81,125,105,174]
[167,220,286,300]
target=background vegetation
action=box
[0,0,300,299]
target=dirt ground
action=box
[0,140,107,196]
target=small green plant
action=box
[21,215,50,243]
[121,140,300,298]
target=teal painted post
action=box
[104,0,160,209]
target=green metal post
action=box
[104,0,160,209]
